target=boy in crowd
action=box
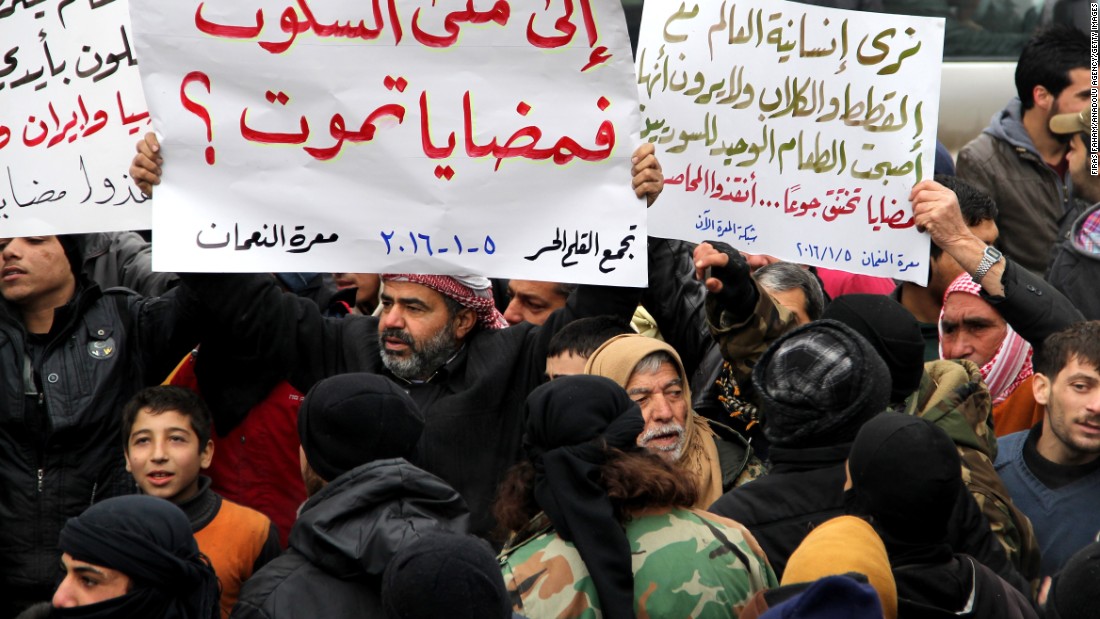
[122,386,282,618]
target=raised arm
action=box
[912,179,1084,354]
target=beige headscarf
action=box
[584,334,724,508]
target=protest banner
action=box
[129,0,645,284]
[0,0,152,235]
[637,0,944,284]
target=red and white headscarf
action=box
[382,274,508,330]
[938,273,1033,404]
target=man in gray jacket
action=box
[956,25,1090,275]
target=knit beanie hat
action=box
[760,576,883,619]
[783,516,898,619]
[821,294,924,404]
[382,531,511,619]
[1047,541,1100,619]
[55,234,85,282]
[298,373,424,482]
[754,320,891,448]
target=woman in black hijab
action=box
[49,495,219,619]
[495,375,775,619]
[845,413,1036,618]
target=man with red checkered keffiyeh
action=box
[376,274,508,382]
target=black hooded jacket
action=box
[231,458,469,619]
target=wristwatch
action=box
[972,246,1003,284]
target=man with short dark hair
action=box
[545,315,634,379]
[956,25,1091,275]
[502,279,576,326]
[995,322,1100,578]
[1047,110,1100,320]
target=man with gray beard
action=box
[584,334,763,508]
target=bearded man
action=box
[584,334,761,506]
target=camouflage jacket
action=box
[904,359,1041,586]
[707,282,798,436]
[499,508,777,618]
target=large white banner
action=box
[130,0,645,284]
[638,0,943,284]
[0,0,152,235]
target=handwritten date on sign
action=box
[380,231,497,256]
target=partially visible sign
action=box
[0,0,152,235]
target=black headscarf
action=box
[845,413,959,567]
[56,495,219,619]
[1047,541,1100,619]
[381,532,511,619]
[821,294,925,405]
[522,375,645,619]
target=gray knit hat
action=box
[754,320,892,448]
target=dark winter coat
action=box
[230,458,469,619]
[708,443,850,579]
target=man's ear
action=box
[199,440,214,470]
[1032,372,1051,407]
[1032,85,1053,112]
[453,307,477,340]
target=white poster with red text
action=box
[130,0,645,284]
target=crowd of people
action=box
[1,21,1098,619]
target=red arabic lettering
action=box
[116,92,150,135]
[195,3,265,39]
[462,91,615,171]
[259,0,402,53]
[412,0,510,48]
[302,103,405,160]
[419,91,456,159]
[22,115,49,147]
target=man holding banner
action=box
[131,136,663,539]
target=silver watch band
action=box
[972,249,1001,284]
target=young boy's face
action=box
[124,408,213,503]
